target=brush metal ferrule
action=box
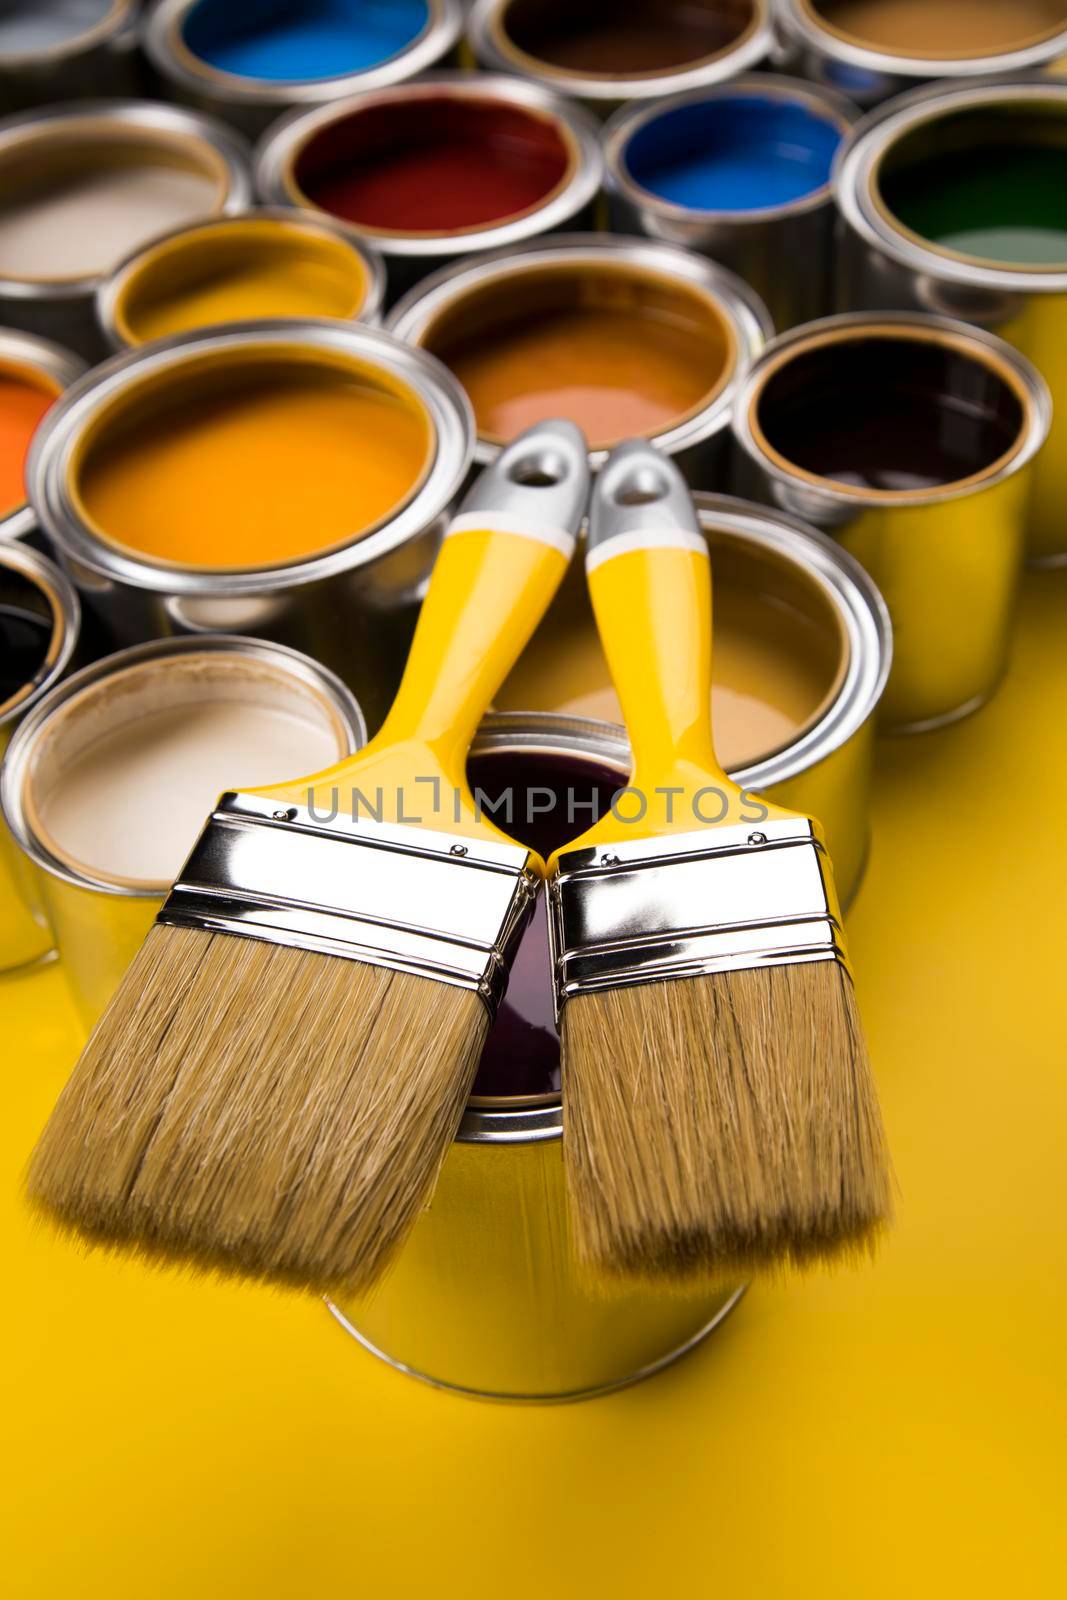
[158,792,540,1017]
[548,818,850,1014]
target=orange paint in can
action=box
[0,363,59,515]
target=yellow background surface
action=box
[3,569,1065,1599]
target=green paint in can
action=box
[878,110,1067,268]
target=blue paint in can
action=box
[623,93,844,214]
[182,0,430,84]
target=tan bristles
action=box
[27,924,489,1296]
[561,961,894,1281]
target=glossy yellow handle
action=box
[260,524,571,842]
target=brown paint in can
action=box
[806,0,1067,58]
[499,0,758,76]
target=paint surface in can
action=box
[498,544,845,770]
[73,355,432,568]
[753,332,1026,492]
[467,744,619,1099]
[27,653,348,886]
[623,92,842,212]
[500,0,755,74]
[293,96,571,233]
[426,265,733,448]
[879,112,1067,266]
[808,0,1067,55]
[0,364,59,514]
[181,0,430,82]
[0,1,115,51]
[0,136,226,283]
[0,606,52,707]
[114,220,370,344]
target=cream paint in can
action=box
[0,636,366,1027]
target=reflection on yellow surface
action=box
[2,570,1065,1596]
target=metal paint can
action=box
[386,234,771,476]
[467,0,774,114]
[731,313,1050,731]
[328,581,887,1400]
[254,73,604,303]
[834,76,1067,566]
[0,1,141,113]
[0,99,252,361]
[0,327,86,543]
[146,0,464,138]
[603,74,858,330]
[26,320,474,730]
[97,208,386,351]
[777,0,1067,106]
[0,540,80,971]
[0,634,366,1026]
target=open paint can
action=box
[0,635,366,1026]
[0,99,252,360]
[0,1,140,113]
[255,73,603,300]
[732,313,1050,731]
[777,1,1067,105]
[0,541,80,972]
[836,77,1067,566]
[26,320,473,730]
[330,711,744,1402]
[146,0,463,137]
[468,0,774,113]
[0,327,85,542]
[604,74,858,329]
[387,234,771,475]
[97,208,385,350]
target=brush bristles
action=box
[561,961,893,1281]
[27,924,489,1296]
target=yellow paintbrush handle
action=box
[261,421,589,842]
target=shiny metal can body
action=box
[0,328,86,543]
[145,0,464,138]
[468,0,774,114]
[732,313,1050,730]
[776,0,1067,106]
[96,207,387,351]
[834,77,1067,566]
[0,541,80,971]
[329,603,888,1398]
[0,634,366,1024]
[603,74,858,329]
[0,99,252,361]
[254,73,604,303]
[386,233,772,477]
[0,1,141,112]
[26,320,474,730]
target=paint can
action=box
[493,496,891,905]
[603,74,858,330]
[835,76,1067,566]
[0,100,252,361]
[0,2,141,113]
[0,635,366,1025]
[97,208,386,351]
[0,328,86,543]
[0,541,80,972]
[777,0,1067,106]
[145,0,464,138]
[467,0,774,114]
[387,234,771,477]
[731,313,1050,732]
[328,712,744,1401]
[26,320,473,730]
[254,73,603,302]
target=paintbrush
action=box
[548,440,893,1281]
[28,418,591,1296]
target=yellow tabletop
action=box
[4,568,1065,1600]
